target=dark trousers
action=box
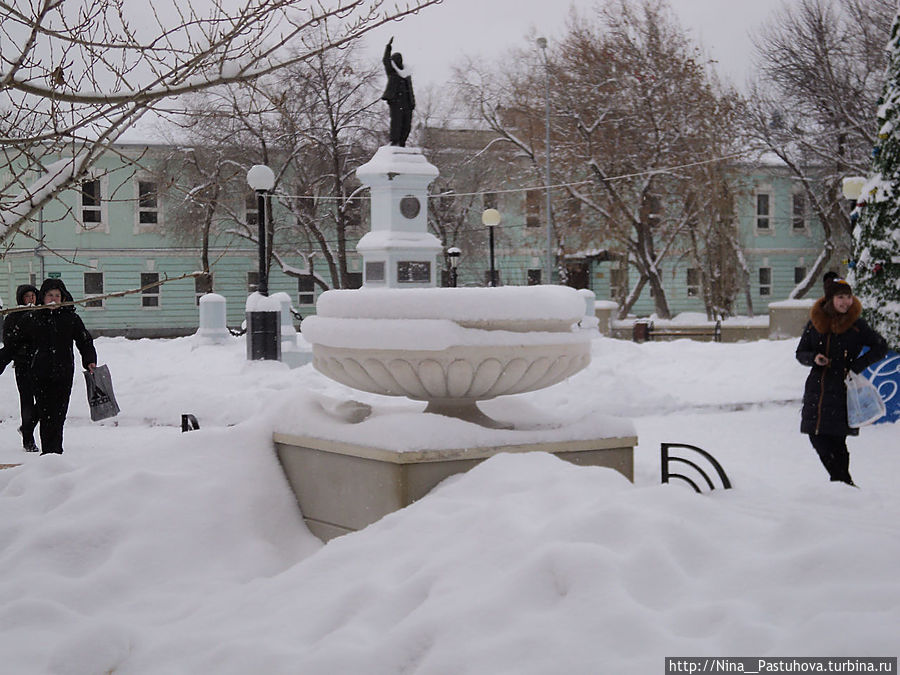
[14,366,37,445]
[33,375,73,455]
[808,434,853,484]
[389,103,412,147]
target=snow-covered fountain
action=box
[274,146,636,541]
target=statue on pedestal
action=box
[382,38,415,147]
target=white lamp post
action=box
[247,164,275,296]
[482,208,501,287]
[537,36,552,285]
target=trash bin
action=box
[632,320,650,343]
[246,310,281,360]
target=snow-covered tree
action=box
[745,0,893,298]
[853,10,900,349]
[456,0,742,318]
[0,0,438,247]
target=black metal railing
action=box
[661,442,731,493]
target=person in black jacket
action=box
[10,279,97,455]
[0,284,40,451]
[796,275,888,485]
[382,37,415,147]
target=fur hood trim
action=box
[810,296,862,334]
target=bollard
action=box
[195,293,231,345]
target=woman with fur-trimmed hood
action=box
[795,274,888,485]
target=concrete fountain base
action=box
[273,399,636,542]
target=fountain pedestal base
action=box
[274,429,636,542]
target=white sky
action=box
[361,0,788,91]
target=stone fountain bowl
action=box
[300,286,592,426]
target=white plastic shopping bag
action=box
[846,371,886,428]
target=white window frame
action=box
[83,271,105,309]
[686,268,700,297]
[609,266,626,298]
[141,272,161,309]
[77,175,109,233]
[298,275,315,305]
[755,189,773,233]
[245,193,260,228]
[791,192,807,232]
[134,177,163,232]
[759,267,772,297]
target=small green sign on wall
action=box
[48,272,61,279]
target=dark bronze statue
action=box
[382,38,415,147]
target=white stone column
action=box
[355,146,442,288]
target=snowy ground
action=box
[0,334,898,674]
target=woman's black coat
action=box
[796,297,888,436]
[11,279,97,382]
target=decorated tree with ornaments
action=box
[852,10,900,349]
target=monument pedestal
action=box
[274,409,636,542]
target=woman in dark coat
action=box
[796,275,888,484]
[12,279,97,455]
[0,284,40,451]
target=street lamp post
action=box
[246,165,279,360]
[482,208,501,287]
[247,164,275,295]
[537,36,552,285]
[447,247,461,287]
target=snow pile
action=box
[0,335,898,674]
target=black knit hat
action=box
[823,274,852,301]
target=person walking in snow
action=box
[796,274,888,485]
[0,284,40,451]
[382,37,415,147]
[6,279,97,455]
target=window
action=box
[792,193,806,231]
[246,193,259,227]
[84,272,104,308]
[141,272,160,308]
[81,179,102,225]
[346,272,363,289]
[756,193,771,230]
[247,271,259,293]
[644,194,662,222]
[483,191,498,210]
[794,266,807,284]
[566,197,582,228]
[759,267,772,296]
[610,267,626,298]
[137,180,159,225]
[484,269,500,286]
[525,190,541,227]
[298,275,315,305]
[686,268,700,297]
[398,261,431,284]
[527,268,542,285]
[195,273,213,305]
